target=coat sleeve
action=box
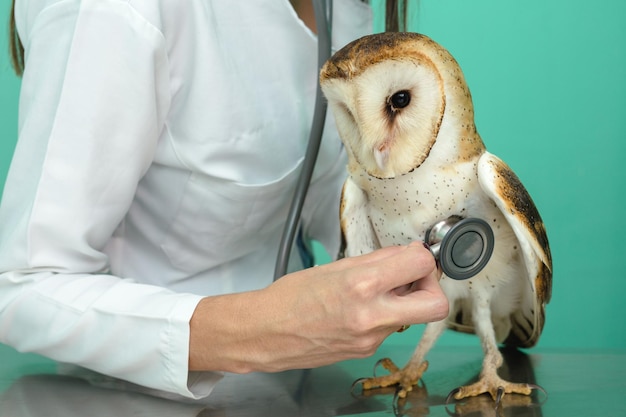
[0,0,220,399]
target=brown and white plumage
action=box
[320,32,552,402]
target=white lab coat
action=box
[0,0,372,399]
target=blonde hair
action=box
[7,0,406,76]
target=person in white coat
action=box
[1,0,448,399]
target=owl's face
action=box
[320,33,475,179]
[321,58,444,178]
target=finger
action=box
[387,273,449,324]
[393,263,443,295]
[392,283,413,296]
[364,242,437,293]
[333,244,407,269]
[401,267,443,294]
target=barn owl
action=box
[319,32,552,405]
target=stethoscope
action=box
[274,0,495,281]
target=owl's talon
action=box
[373,359,384,377]
[350,378,368,397]
[351,377,391,399]
[494,386,505,409]
[444,389,462,417]
[527,383,549,403]
[445,387,462,405]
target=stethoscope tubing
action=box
[274,0,333,280]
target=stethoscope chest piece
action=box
[425,216,495,280]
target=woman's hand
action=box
[188,241,448,373]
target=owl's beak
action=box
[373,133,395,171]
[373,146,390,171]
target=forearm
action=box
[189,243,448,374]
[189,290,274,374]
[189,283,340,374]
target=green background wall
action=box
[1,1,625,352]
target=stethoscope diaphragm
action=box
[425,216,495,280]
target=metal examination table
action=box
[1,343,624,416]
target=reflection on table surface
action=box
[1,343,625,417]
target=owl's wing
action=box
[340,177,381,258]
[477,152,553,347]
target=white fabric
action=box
[0,0,372,399]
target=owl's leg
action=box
[450,301,535,406]
[356,319,447,399]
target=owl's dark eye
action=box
[389,90,411,110]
